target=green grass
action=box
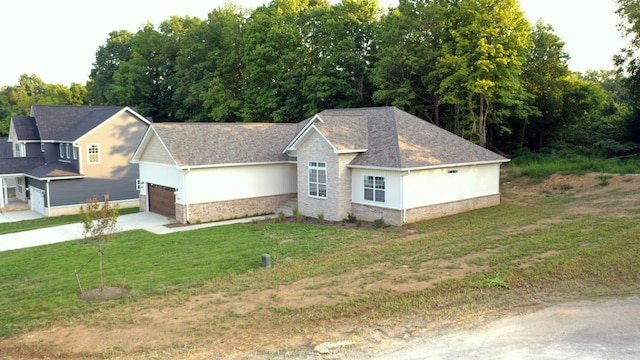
[1,157,640,350]
[509,152,640,181]
[0,222,386,337]
[0,207,139,235]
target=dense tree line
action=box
[2,0,640,156]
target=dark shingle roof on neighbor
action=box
[0,157,45,175]
[152,122,299,167]
[24,162,83,179]
[30,105,129,141]
[0,137,12,158]
[11,116,40,141]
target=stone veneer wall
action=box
[351,203,403,226]
[175,193,296,224]
[353,193,500,226]
[139,194,148,212]
[296,131,357,222]
[47,199,140,217]
[404,194,500,223]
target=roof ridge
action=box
[388,107,404,168]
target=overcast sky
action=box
[0,0,627,87]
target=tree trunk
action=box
[99,249,104,292]
[433,93,440,126]
[478,94,487,148]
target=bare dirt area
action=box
[2,173,639,360]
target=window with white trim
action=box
[59,143,64,158]
[87,144,100,164]
[308,161,327,198]
[14,143,22,157]
[65,144,70,159]
[73,146,78,160]
[364,175,385,202]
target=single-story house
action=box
[132,106,509,226]
[1,105,151,216]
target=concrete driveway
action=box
[369,296,640,359]
[0,212,172,252]
[0,211,272,253]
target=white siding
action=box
[183,163,297,204]
[402,164,501,208]
[351,169,403,209]
[138,162,183,197]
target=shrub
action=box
[343,213,357,223]
[373,217,386,228]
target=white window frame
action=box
[65,144,70,159]
[14,143,23,157]
[59,143,64,158]
[364,175,385,203]
[87,144,100,164]
[308,161,327,198]
[72,146,78,160]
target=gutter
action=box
[183,167,190,224]
[347,159,510,172]
[0,178,5,208]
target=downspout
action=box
[401,170,411,224]
[46,179,51,217]
[1,178,5,208]
[183,168,190,224]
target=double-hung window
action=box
[65,144,70,159]
[364,175,385,202]
[308,161,327,198]
[59,143,64,158]
[88,144,100,164]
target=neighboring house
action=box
[0,137,18,203]
[0,105,151,216]
[132,106,509,226]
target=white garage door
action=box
[30,187,46,215]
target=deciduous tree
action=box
[79,194,119,292]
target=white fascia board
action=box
[178,161,291,170]
[0,172,27,178]
[288,125,340,154]
[120,106,152,125]
[130,127,155,163]
[77,106,151,143]
[347,159,510,172]
[282,114,324,153]
[130,127,180,167]
[27,174,86,181]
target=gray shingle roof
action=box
[311,107,507,169]
[30,105,129,141]
[152,122,299,167]
[314,113,369,151]
[11,116,40,141]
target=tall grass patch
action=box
[510,151,640,181]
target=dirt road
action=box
[366,296,640,359]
